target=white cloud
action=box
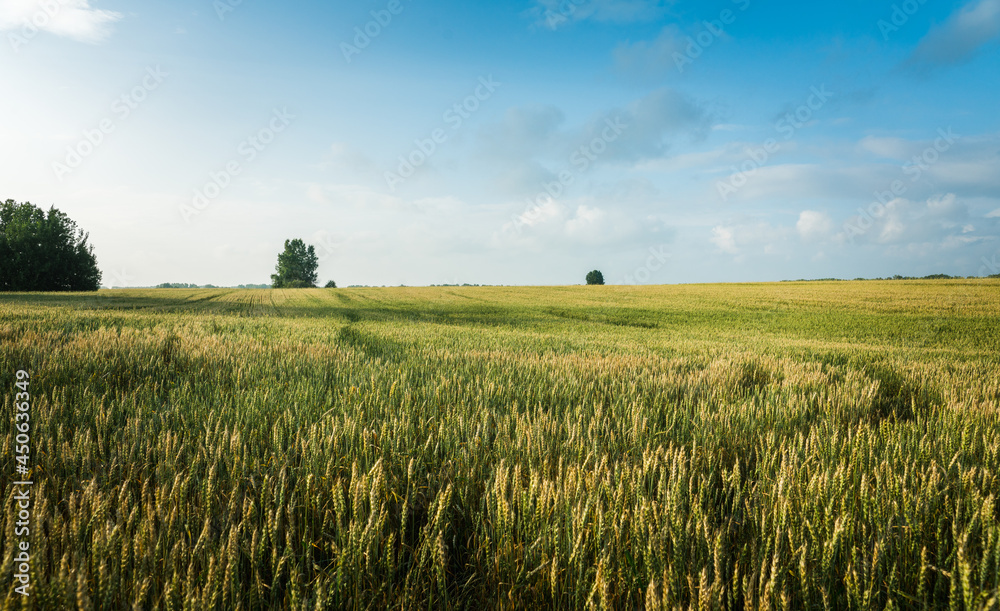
[0,0,123,43]
[698,200,1000,278]
[796,210,833,239]
[495,198,645,249]
[909,0,1000,67]
[710,226,738,254]
[514,198,562,229]
[879,211,906,242]
[927,193,961,214]
[838,194,1000,250]
[565,204,605,237]
[709,221,799,259]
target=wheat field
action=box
[2,281,999,609]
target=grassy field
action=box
[2,281,999,609]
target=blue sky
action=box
[2,0,999,286]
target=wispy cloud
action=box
[613,25,686,76]
[0,0,122,43]
[907,0,1000,68]
[527,0,672,29]
[471,88,709,203]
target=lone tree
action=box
[271,239,318,288]
[586,270,605,286]
[324,280,337,288]
[0,199,102,291]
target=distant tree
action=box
[0,199,102,291]
[270,239,318,288]
[586,270,605,286]
[324,280,337,288]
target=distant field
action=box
[2,282,999,609]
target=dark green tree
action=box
[324,280,337,288]
[270,239,318,288]
[586,270,605,286]
[0,199,102,291]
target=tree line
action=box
[0,200,101,291]
[7,198,993,293]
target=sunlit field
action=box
[2,281,999,609]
